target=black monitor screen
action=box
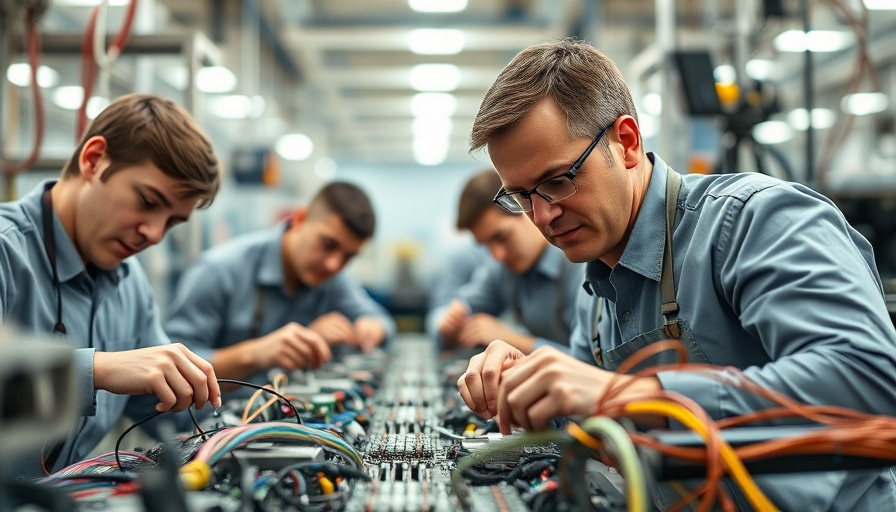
[671,50,723,117]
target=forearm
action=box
[210,340,263,381]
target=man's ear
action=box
[614,116,642,170]
[291,207,308,227]
[78,136,108,181]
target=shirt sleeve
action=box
[164,256,230,362]
[658,183,896,420]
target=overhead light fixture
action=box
[408,29,465,55]
[786,108,835,130]
[411,93,456,117]
[410,64,460,92]
[7,63,59,88]
[863,0,896,9]
[86,96,110,119]
[51,86,84,110]
[774,30,853,52]
[197,66,237,93]
[413,116,452,137]
[276,133,314,161]
[408,0,467,13]
[413,137,449,166]
[746,59,775,80]
[752,120,793,145]
[207,95,265,119]
[641,93,662,116]
[713,64,736,84]
[841,92,889,116]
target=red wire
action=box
[2,8,45,176]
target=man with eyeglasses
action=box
[457,39,896,510]
[426,169,585,354]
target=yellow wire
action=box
[566,422,603,451]
[624,400,779,512]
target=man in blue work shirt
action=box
[457,39,896,510]
[165,181,395,390]
[0,94,223,478]
[428,169,585,353]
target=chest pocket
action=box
[602,320,708,373]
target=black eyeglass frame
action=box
[492,124,612,214]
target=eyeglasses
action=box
[493,124,611,214]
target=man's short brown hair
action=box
[307,181,376,239]
[62,93,220,208]
[456,168,509,230]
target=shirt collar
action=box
[584,152,669,291]
[257,223,288,286]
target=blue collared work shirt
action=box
[570,154,896,510]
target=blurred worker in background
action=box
[166,181,395,392]
[0,93,222,477]
[457,39,896,510]
[428,169,585,353]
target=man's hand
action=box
[437,300,469,346]
[93,343,222,413]
[457,340,525,419]
[308,312,355,346]
[251,322,331,371]
[495,347,662,434]
[352,317,386,352]
[457,313,534,353]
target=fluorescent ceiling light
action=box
[863,0,896,9]
[410,64,460,92]
[207,95,264,119]
[746,59,774,80]
[197,66,237,93]
[413,137,449,166]
[412,117,452,137]
[641,93,662,116]
[841,92,889,116]
[786,108,835,130]
[713,64,736,84]
[86,96,110,119]
[51,86,84,110]
[752,120,793,145]
[408,0,467,13]
[276,133,314,161]
[7,63,59,88]
[408,29,465,55]
[774,30,853,52]
[639,115,658,138]
[411,92,456,117]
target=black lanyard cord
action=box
[41,184,66,336]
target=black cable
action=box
[115,411,163,470]
[187,407,207,440]
[216,378,303,424]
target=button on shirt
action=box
[0,180,171,477]
[428,244,585,351]
[569,154,896,510]
[165,224,396,388]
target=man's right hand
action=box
[252,322,331,371]
[93,343,222,413]
[437,300,469,346]
[457,339,525,419]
